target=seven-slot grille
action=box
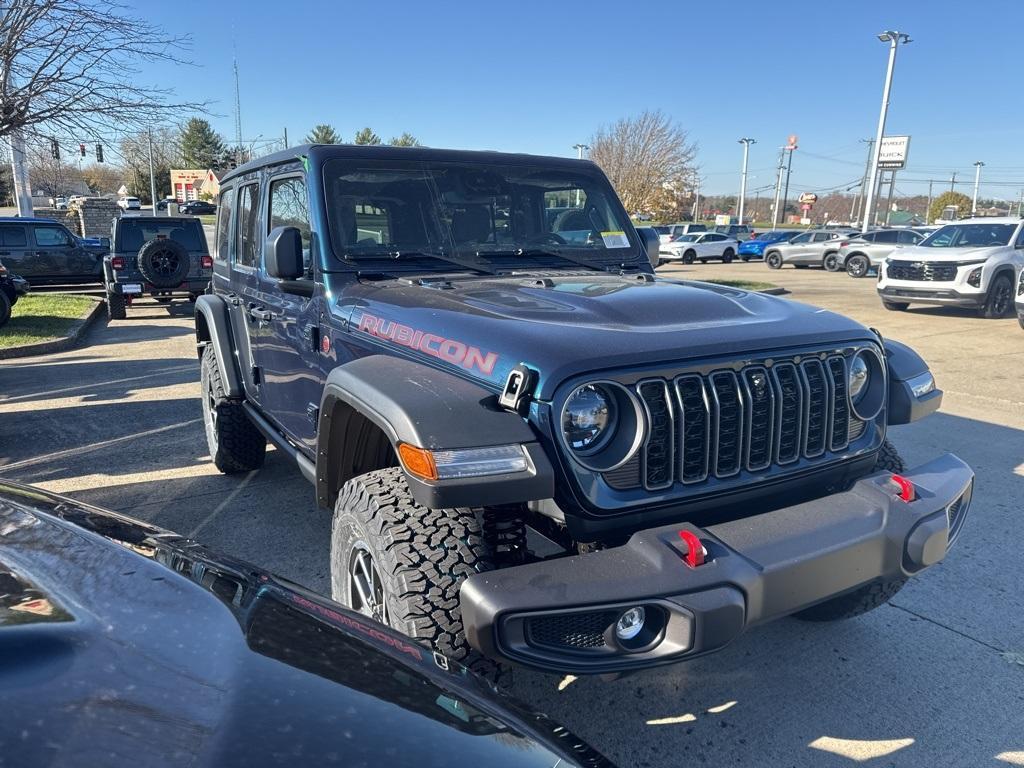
[887,260,958,282]
[625,354,864,491]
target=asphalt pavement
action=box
[1,262,1022,767]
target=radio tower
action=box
[233,47,243,167]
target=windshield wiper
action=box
[344,249,498,276]
[469,247,616,273]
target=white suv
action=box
[876,217,1024,318]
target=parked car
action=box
[654,222,706,244]
[877,217,1024,318]
[117,196,142,210]
[49,196,68,210]
[0,480,612,768]
[155,197,178,211]
[102,216,212,319]
[838,229,924,278]
[0,217,109,285]
[0,260,30,327]
[764,228,858,269]
[661,231,739,263]
[737,230,801,261]
[713,223,754,242]
[180,199,217,215]
[195,144,971,678]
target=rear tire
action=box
[0,290,11,328]
[979,274,1013,319]
[883,299,910,312]
[106,291,126,320]
[330,467,505,681]
[1018,313,1024,330]
[846,255,870,278]
[201,346,266,473]
[794,438,906,621]
[766,252,782,269]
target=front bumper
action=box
[878,286,985,307]
[461,453,973,674]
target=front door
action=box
[31,224,78,280]
[785,232,815,263]
[256,172,323,452]
[227,181,264,405]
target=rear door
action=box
[0,224,31,277]
[256,171,323,450]
[227,181,265,405]
[870,230,901,263]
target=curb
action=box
[0,298,104,360]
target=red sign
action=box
[801,203,811,211]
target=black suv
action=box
[102,216,212,319]
[0,217,108,285]
[195,144,973,677]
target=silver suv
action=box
[764,229,857,270]
[838,229,924,278]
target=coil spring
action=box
[482,505,529,565]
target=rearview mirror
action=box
[265,226,304,280]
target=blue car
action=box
[738,230,800,261]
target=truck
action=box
[194,144,974,678]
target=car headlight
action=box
[967,267,983,288]
[848,349,886,421]
[848,353,869,403]
[562,384,615,452]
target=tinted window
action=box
[0,225,27,247]
[898,230,920,244]
[269,176,312,271]
[874,231,900,244]
[812,232,831,242]
[860,232,876,242]
[216,187,235,262]
[236,183,260,267]
[688,224,707,232]
[790,233,811,244]
[119,220,205,252]
[34,226,72,247]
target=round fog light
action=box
[615,606,646,641]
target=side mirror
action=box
[265,226,304,280]
[635,227,661,269]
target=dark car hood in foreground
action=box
[0,482,610,768]
[337,272,874,397]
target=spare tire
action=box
[137,238,190,289]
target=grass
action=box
[1,294,97,348]
[703,278,779,292]
[198,214,217,227]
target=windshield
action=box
[323,158,640,271]
[920,223,1016,248]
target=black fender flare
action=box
[194,294,243,398]
[316,355,554,509]
[884,338,942,425]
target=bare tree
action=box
[0,0,205,141]
[119,127,181,202]
[25,141,80,197]
[589,110,697,215]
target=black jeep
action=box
[103,216,212,319]
[0,260,30,328]
[195,144,973,677]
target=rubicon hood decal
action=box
[356,311,499,376]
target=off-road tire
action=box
[794,438,906,621]
[137,238,190,289]
[330,467,504,681]
[200,346,266,473]
[106,290,126,320]
[722,248,734,263]
[846,254,870,278]
[766,251,782,269]
[823,252,840,272]
[979,274,1013,319]
[883,299,910,312]
[0,290,11,328]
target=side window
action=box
[235,183,260,268]
[861,232,876,242]
[812,232,831,242]
[215,187,235,263]
[898,230,919,244]
[0,225,26,247]
[791,233,811,244]
[875,231,899,244]
[1015,227,1024,248]
[34,226,73,247]
[268,176,312,271]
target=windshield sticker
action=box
[356,312,499,376]
[601,231,630,248]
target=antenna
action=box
[233,43,243,166]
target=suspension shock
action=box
[481,504,529,566]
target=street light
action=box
[972,161,985,215]
[862,30,911,232]
[572,144,590,205]
[737,138,756,225]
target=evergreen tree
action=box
[180,118,226,169]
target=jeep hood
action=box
[888,245,1009,263]
[338,272,874,398]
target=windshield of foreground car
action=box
[919,223,1016,248]
[323,158,642,272]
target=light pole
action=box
[971,161,984,215]
[737,138,755,224]
[862,30,911,232]
[573,144,589,206]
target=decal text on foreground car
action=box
[0,482,611,768]
[196,144,975,678]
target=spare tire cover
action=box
[137,238,190,289]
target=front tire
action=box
[200,346,266,473]
[846,255,870,278]
[330,467,503,680]
[794,439,906,622]
[883,299,910,312]
[766,252,782,269]
[823,252,840,272]
[683,250,696,264]
[979,274,1013,319]
[0,290,11,328]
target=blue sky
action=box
[136,0,1023,201]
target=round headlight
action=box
[562,384,616,452]
[849,353,870,403]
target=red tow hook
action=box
[889,474,916,503]
[678,530,707,568]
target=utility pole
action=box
[232,50,243,167]
[884,170,897,226]
[737,138,755,225]
[949,171,957,193]
[863,30,911,232]
[283,127,289,149]
[572,143,589,206]
[2,0,33,217]
[753,189,761,223]
[148,129,157,213]
[780,147,795,226]
[771,147,785,230]
[926,179,933,224]
[692,177,701,222]
[971,161,984,215]
[1018,189,1023,217]
[851,138,875,223]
